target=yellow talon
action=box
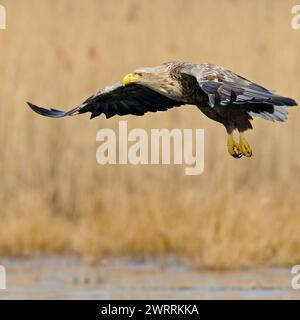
[227,133,242,158]
[239,132,252,157]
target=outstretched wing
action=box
[28,82,185,119]
[182,64,297,121]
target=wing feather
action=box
[182,64,297,108]
[28,82,184,120]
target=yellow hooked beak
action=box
[122,73,140,86]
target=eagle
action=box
[28,61,297,158]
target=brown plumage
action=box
[28,61,297,158]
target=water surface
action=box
[0,256,299,299]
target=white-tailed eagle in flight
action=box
[28,61,297,158]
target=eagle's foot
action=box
[227,134,242,158]
[239,133,252,157]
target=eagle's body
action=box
[28,61,297,158]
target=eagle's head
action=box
[122,63,182,98]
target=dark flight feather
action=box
[28,83,184,120]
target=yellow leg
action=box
[227,133,242,158]
[239,132,252,157]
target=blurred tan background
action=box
[0,0,299,268]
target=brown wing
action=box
[182,64,297,109]
[28,82,185,119]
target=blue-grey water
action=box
[0,256,299,299]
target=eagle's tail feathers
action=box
[249,105,291,122]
